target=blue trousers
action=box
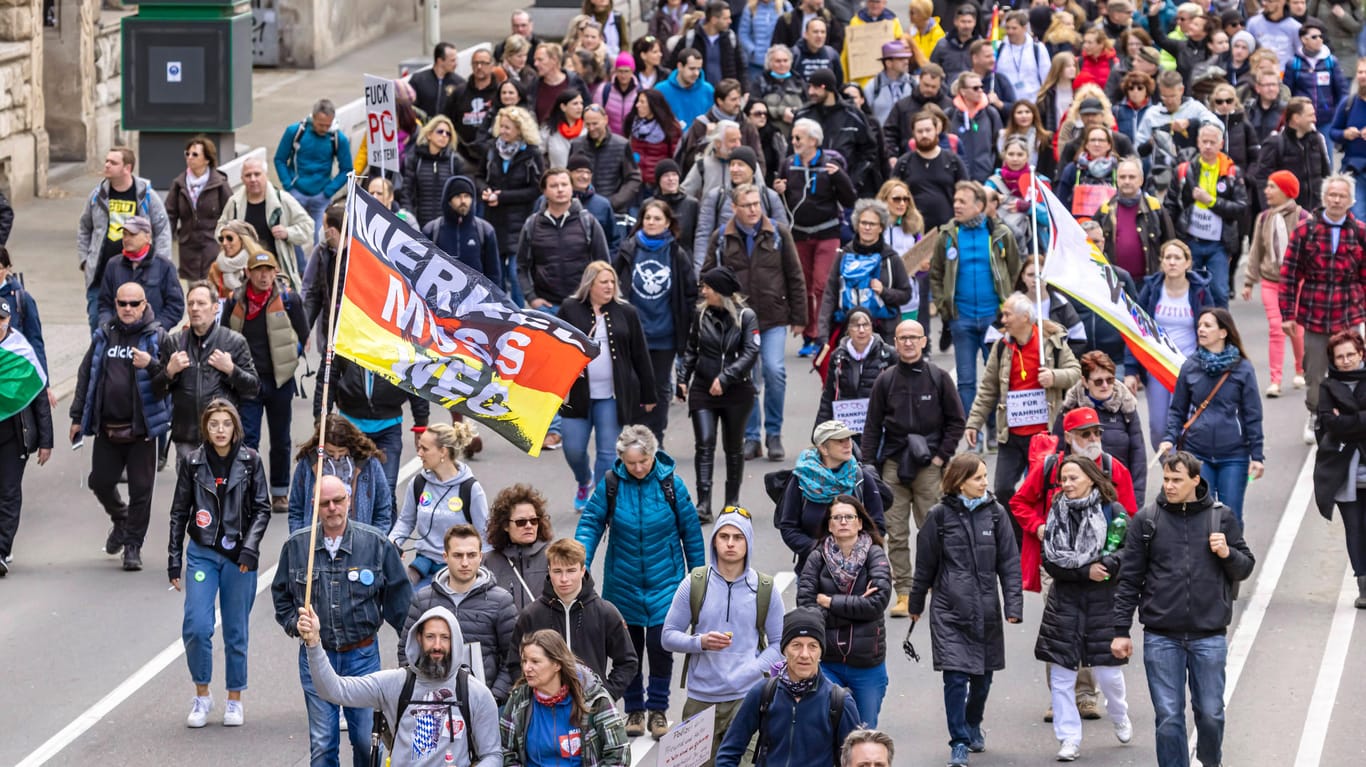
[1354,173,1366,222]
[182,540,257,690]
[949,314,994,415]
[1198,454,1251,526]
[942,670,994,748]
[85,284,101,333]
[625,623,673,713]
[364,423,403,508]
[298,641,378,767]
[745,326,788,442]
[822,661,888,728]
[290,189,331,272]
[1143,632,1227,767]
[561,397,621,488]
[240,379,295,496]
[1189,238,1229,308]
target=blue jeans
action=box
[290,189,331,273]
[942,670,994,747]
[182,540,257,690]
[298,642,378,767]
[561,397,620,487]
[240,379,296,496]
[85,284,100,332]
[745,326,788,442]
[1143,632,1227,767]
[1145,376,1174,449]
[1189,238,1229,308]
[822,661,888,728]
[1198,454,1250,525]
[1354,173,1366,221]
[625,623,673,713]
[949,314,995,414]
[363,423,403,507]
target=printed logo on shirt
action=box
[559,728,584,757]
[105,345,141,359]
[107,198,137,242]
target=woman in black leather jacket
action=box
[676,266,760,521]
[167,399,271,728]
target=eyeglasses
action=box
[217,234,237,243]
[116,299,144,308]
[1213,98,1234,105]
[184,149,201,157]
[1305,34,1322,41]
[584,104,606,114]
[642,35,656,44]
[830,514,859,523]
[856,220,881,228]
[895,334,925,342]
[720,506,752,519]
[510,517,539,528]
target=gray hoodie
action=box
[307,605,501,767]
[660,512,785,703]
[390,465,491,559]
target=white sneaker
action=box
[1056,740,1081,761]
[1304,416,1316,446]
[223,700,244,727]
[1294,374,1307,389]
[1265,383,1281,398]
[1115,716,1133,744]
[186,695,213,728]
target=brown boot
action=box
[889,594,910,618]
[1077,697,1102,720]
[272,495,288,514]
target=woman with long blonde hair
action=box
[1036,52,1079,135]
[400,113,469,228]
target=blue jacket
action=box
[715,671,861,767]
[575,451,706,626]
[273,118,354,198]
[1163,356,1264,462]
[1125,269,1214,384]
[1113,100,1152,144]
[97,251,185,330]
[72,311,172,439]
[1286,51,1349,128]
[1329,95,1366,173]
[655,69,715,128]
[0,276,46,374]
[738,1,788,70]
[421,176,502,285]
[287,455,393,535]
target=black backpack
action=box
[373,666,480,759]
[409,474,476,525]
[754,677,847,766]
[602,471,678,526]
[765,468,894,529]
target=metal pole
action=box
[423,0,441,57]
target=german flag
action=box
[333,188,598,455]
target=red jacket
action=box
[1279,211,1366,335]
[1074,49,1117,91]
[630,134,677,187]
[1008,452,1138,592]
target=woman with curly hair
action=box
[484,483,555,611]
[287,414,392,534]
[390,422,489,586]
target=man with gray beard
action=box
[1007,407,1138,723]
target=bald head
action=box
[317,474,352,533]
[894,320,926,362]
[114,282,148,324]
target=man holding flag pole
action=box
[0,297,52,577]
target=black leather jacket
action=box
[154,324,261,444]
[677,304,761,392]
[167,443,272,580]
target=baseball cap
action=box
[1078,98,1105,115]
[813,420,856,444]
[248,251,280,271]
[1063,407,1102,433]
[122,216,151,235]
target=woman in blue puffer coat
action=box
[575,424,706,739]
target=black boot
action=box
[724,452,744,509]
[1357,576,1366,609]
[696,487,713,524]
[696,443,715,524]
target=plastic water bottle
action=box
[1102,514,1128,554]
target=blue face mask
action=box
[958,493,990,510]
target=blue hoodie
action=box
[655,69,715,128]
[660,512,785,703]
[273,117,353,198]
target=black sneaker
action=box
[104,525,124,556]
[122,544,143,571]
[0,557,8,577]
[765,435,785,462]
[742,439,762,460]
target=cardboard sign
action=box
[832,398,870,434]
[1005,388,1049,428]
[846,21,897,81]
[364,74,398,173]
[657,705,715,767]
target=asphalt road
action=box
[2,297,1363,767]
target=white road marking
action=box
[1292,567,1359,767]
[1191,449,1315,765]
[398,457,421,484]
[15,563,280,767]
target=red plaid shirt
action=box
[1279,212,1366,335]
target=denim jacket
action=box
[271,521,412,650]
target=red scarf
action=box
[558,119,584,140]
[122,243,150,262]
[534,685,571,706]
[244,283,272,321]
[999,165,1026,196]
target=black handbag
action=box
[897,434,933,483]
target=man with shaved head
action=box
[272,473,412,766]
[216,155,312,290]
[70,281,173,571]
[859,319,965,617]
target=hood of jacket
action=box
[432,564,495,599]
[403,605,468,684]
[711,504,755,573]
[1061,373,1139,415]
[1155,477,1215,517]
[440,175,479,226]
[666,68,704,92]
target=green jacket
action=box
[965,320,1082,442]
[499,666,630,767]
[928,218,1020,322]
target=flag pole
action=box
[303,173,358,611]
[1029,165,1045,359]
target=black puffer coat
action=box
[483,142,545,259]
[797,538,893,667]
[1033,497,1126,670]
[815,335,896,428]
[908,494,1023,674]
[1313,365,1366,520]
[400,143,468,227]
[557,298,657,425]
[399,568,519,702]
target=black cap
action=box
[1078,97,1105,115]
[445,175,477,199]
[567,154,594,172]
[808,68,838,92]
[728,146,759,174]
[781,607,826,653]
[701,266,743,297]
[655,158,681,181]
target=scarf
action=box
[495,137,523,160]
[999,164,1026,196]
[558,119,584,140]
[186,168,210,206]
[1196,345,1241,375]
[952,93,985,120]
[1267,200,1297,267]
[635,230,672,250]
[631,117,666,144]
[794,448,860,504]
[1077,153,1117,180]
[216,250,249,292]
[776,662,820,698]
[1042,489,1108,569]
[1115,193,1141,208]
[959,213,986,230]
[533,685,571,706]
[821,532,873,592]
[958,493,990,511]
[244,283,272,321]
[122,244,151,262]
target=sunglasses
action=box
[433,128,452,136]
[750,110,769,118]
[116,299,144,308]
[217,234,237,243]
[1089,376,1115,386]
[889,195,910,202]
[184,149,202,157]
[510,517,539,528]
[1213,98,1234,105]
[720,505,752,519]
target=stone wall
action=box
[0,0,45,199]
[275,0,412,69]
[91,10,125,155]
[41,0,126,174]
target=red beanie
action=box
[1268,170,1300,201]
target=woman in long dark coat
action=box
[166,136,231,281]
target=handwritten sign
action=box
[846,21,897,81]
[657,705,715,767]
[832,398,870,434]
[1005,388,1049,429]
[364,74,398,174]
